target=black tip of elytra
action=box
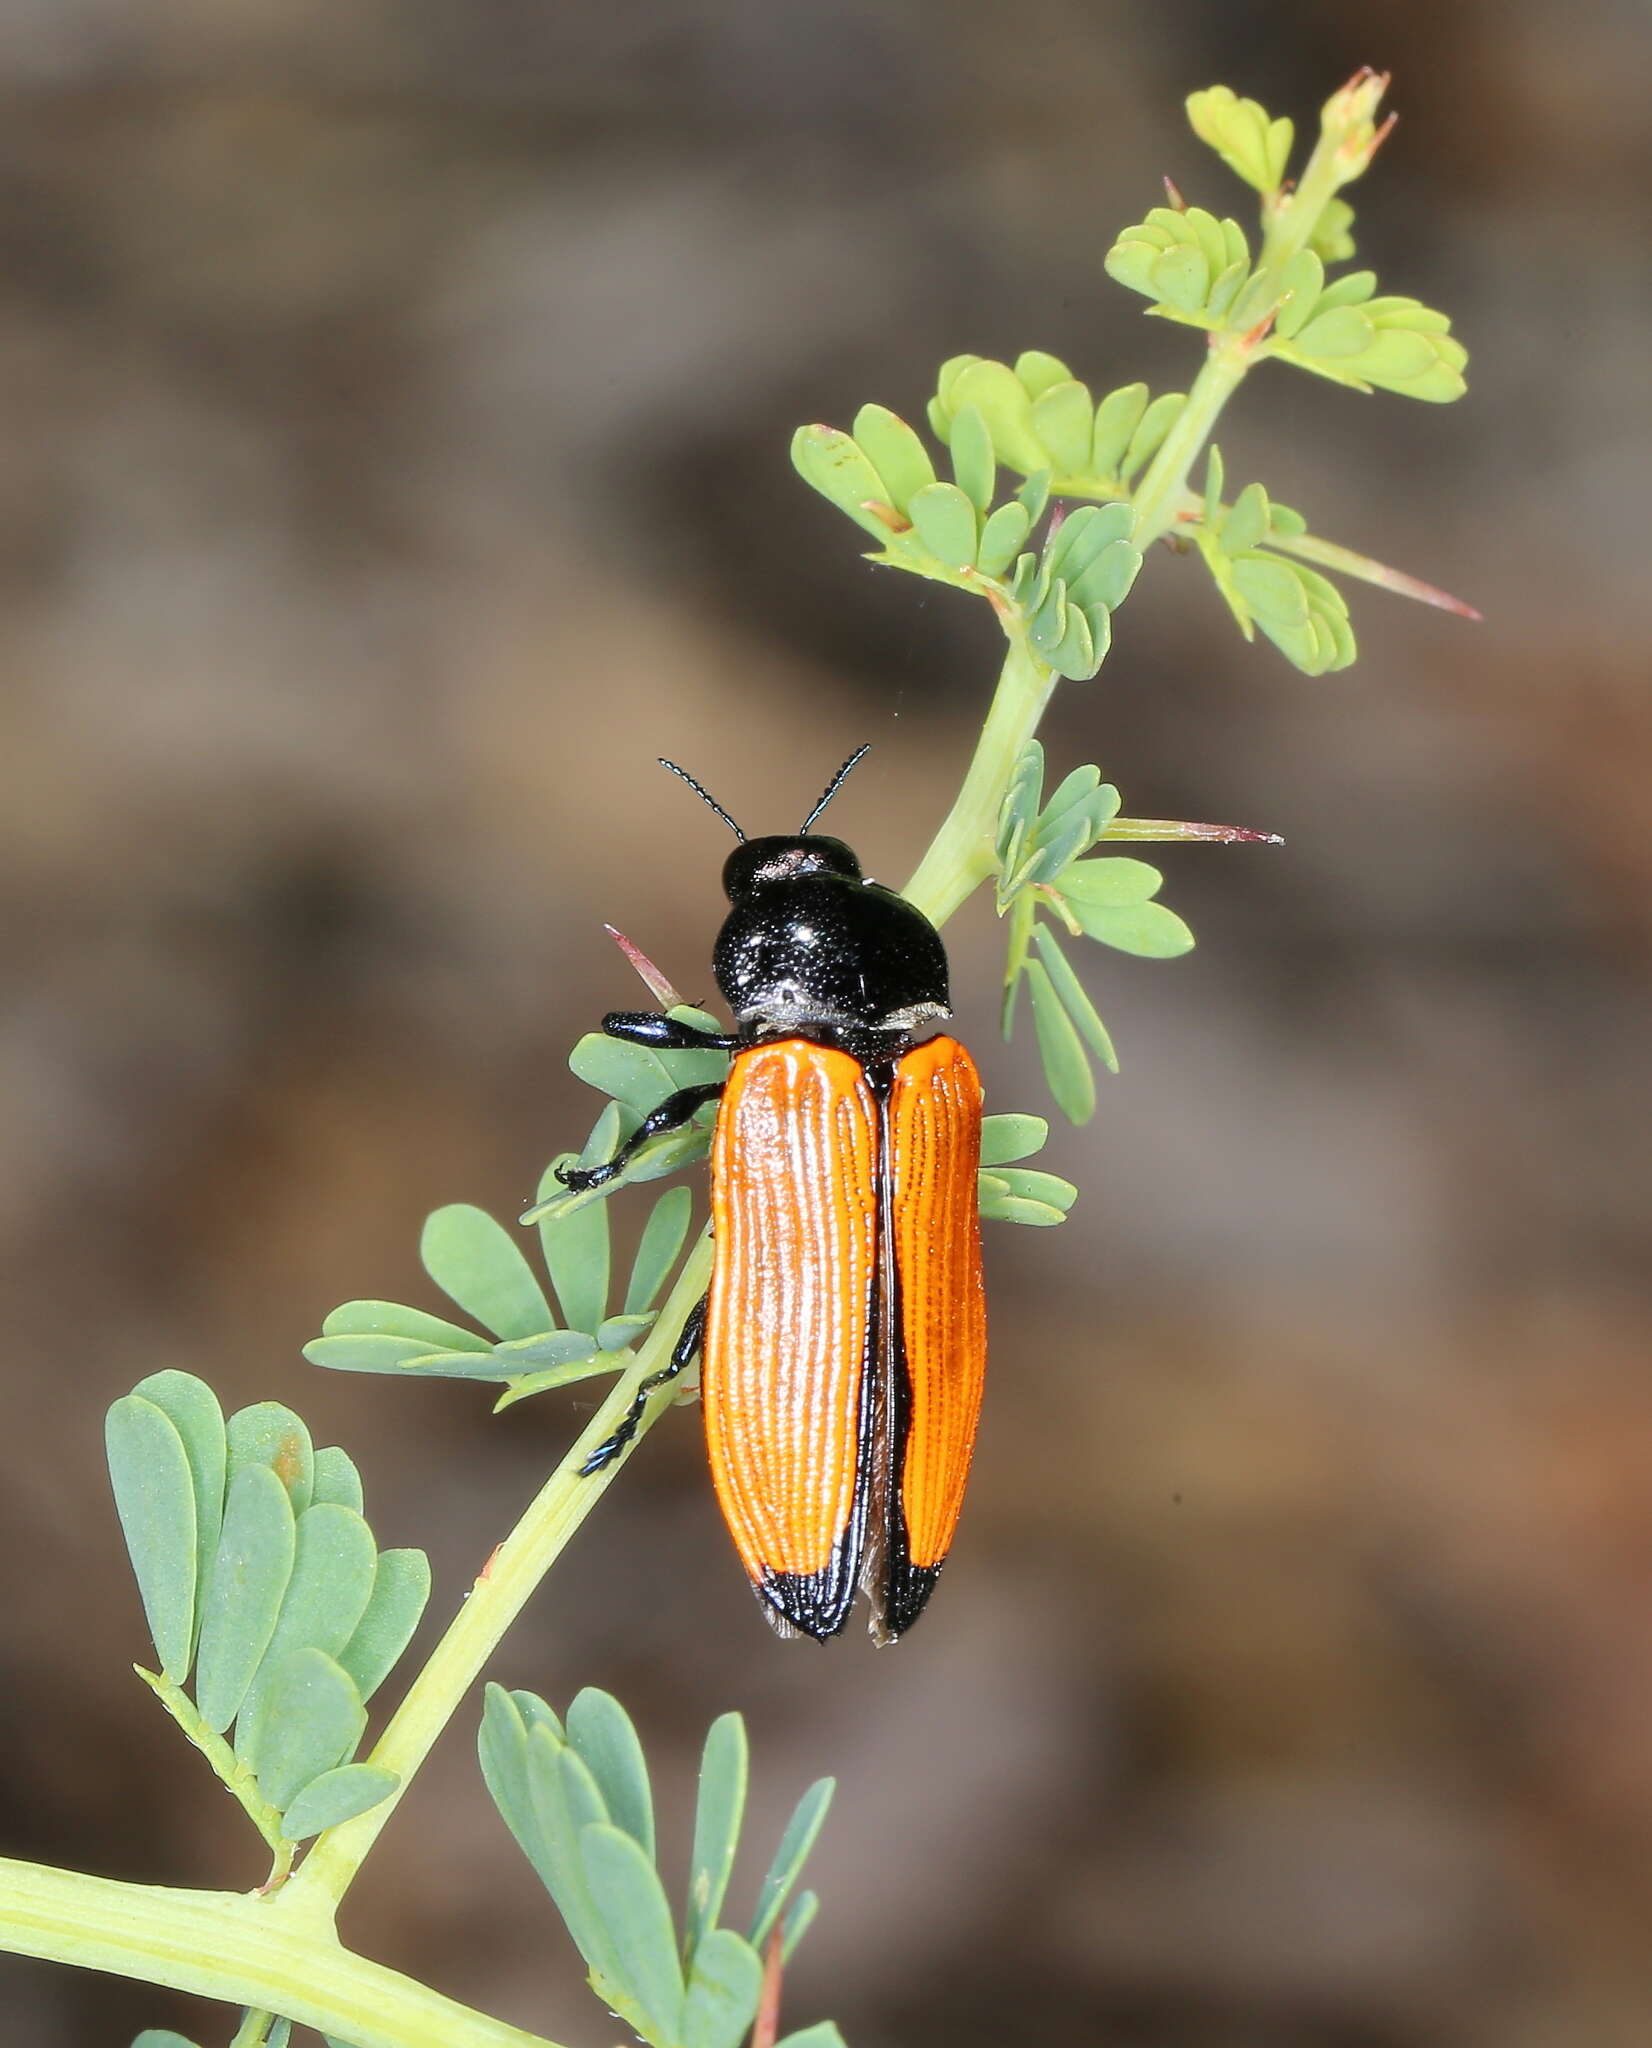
[879,1562,943,1642]
[759,1567,856,1643]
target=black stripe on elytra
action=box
[873,1053,946,1642]
[863,1058,943,1643]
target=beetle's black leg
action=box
[581,1295,707,1474]
[600,1011,740,1052]
[556,1080,724,1192]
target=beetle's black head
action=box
[659,746,952,1042]
[722,834,861,900]
[712,840,950,1041]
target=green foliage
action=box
[978,1112,1049,1166]
[792,407,1052,587]
[978,1160,1080,1228]
[792,386,1142,680]
[1190,452,1355,674]
[1268,260,1466,401]
[799,69,1469,687]
[106,1373,426,1851]
[1109,84,1464,412]
[995,749,1121,912]
[1051,863,1195,959]
[479,1686,838,2048]
[1105,204,1253,328]
[792,73,1468,687]
[925,351,1184,501]
[996,743,1204,1123]
[1008,503,1140,679]
[976,1113,1075,1225]
[1185,86,1294,196]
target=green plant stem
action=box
[283,1234,715,1914]
[1127,342,1251,549]
[904,351,1250,930]
[0,1857,562,2048]
[1265,110,1358,277]
[903,629,1056,926]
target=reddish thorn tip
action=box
[604,926,683,1008]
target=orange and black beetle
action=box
[560,751,984,1643]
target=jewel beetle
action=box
[559,748,985,1643]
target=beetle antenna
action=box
[657,758,745,841]
[799,744,871,834]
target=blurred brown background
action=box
[2,1,1650,2043]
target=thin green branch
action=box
[1127,342,1252,548]
[907,328,1251,926]
[903,629,1057,925]
[138,1669,284,1854]
[0,1857,562,2048]
[284,1234,715,1913]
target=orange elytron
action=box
[704,1035,985,1639]
[560,750,987,1640]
